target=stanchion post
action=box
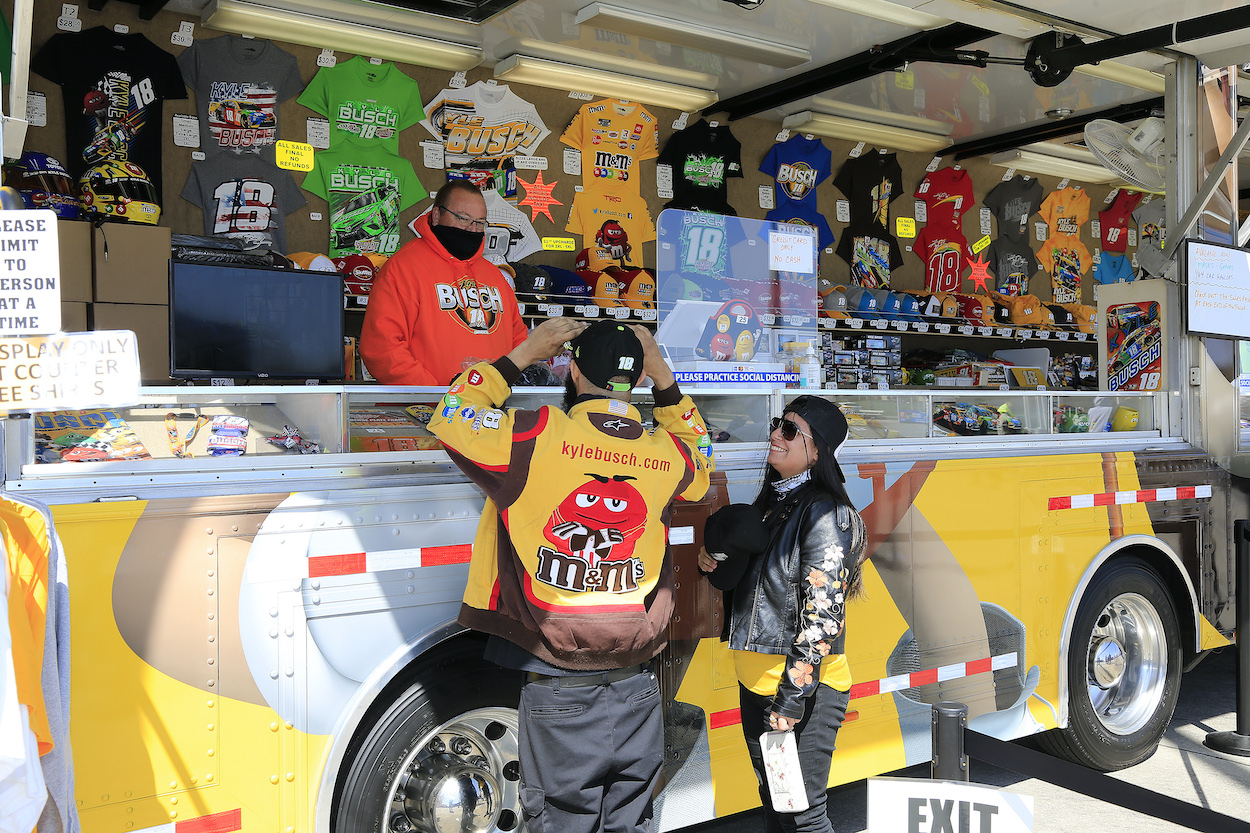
[931,701,969,781]
[1205,518,1250,756]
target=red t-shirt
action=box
[1098,190,1144,253]
[914,227,970,293]
[915,166,974,228]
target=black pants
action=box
[740,683,851,833]
[518,669,663,833]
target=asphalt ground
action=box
[687,647,1249,833]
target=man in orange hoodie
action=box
[360,180,528,385]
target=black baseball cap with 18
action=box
[570,321,645,392]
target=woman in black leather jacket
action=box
[700,396,867,833]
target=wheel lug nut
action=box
[427,738,446,755]
[450,737,472,755]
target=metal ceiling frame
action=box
[708,23,995,121]
[947,97,1164,160]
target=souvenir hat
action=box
[289,251,336,272]
[702,503,768,591]
[1046,303,1076,328]
[578,269,625,309]
[611,267,656,310]
[545,267,595,303]
[877,291,904,321]
[570,321,645,391]
[784,395,849,482]
[365,253,390,271]
[333,255,376,296]
[512,263,552,302]
[820,285,849,319]
[940,293,961,320]
[897,292,924,322]
[845,286,878,319]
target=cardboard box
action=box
[60,302,88,332]
[91,303,169,384]
[93,223,171,305]
[934,362,1008,387]
[58,220,92,302]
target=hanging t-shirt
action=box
[32,26,187,202]
[835,226,903,289]
[1094,252,1136,285]
[984,236,1040,296]
[566,190,655,266]
[303,137,427,257]
[298,57,424,153]
[181,152,306,253]
[176,35,303,155]
[832,151,903,229]
[915,166,974,228]
[1039,235,1092,304]
[914,226,970,293]
[1133,200,1167,277]
[657,119,743,215]
[420,81,549,168]
[481,189,542,264]
[1039,185,1091,238]
[765,203,834,252]
[668,211,739,279]
[760,134,831,210]
[560,99,659,194]
[1098,190,1143,253]
[983,175,1044,240]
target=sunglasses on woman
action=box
[769,417,812,441]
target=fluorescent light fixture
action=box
[803,0,950,30]
[809,96,953,135]
[201,0,482,71]
[574,3,811,69]
[782,110,952,153]
[499,37,718,90]
[494,54,718,112]
[988,147,1122,184]
[1073,61,1166,94]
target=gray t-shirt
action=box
[1133,199,1167,277]
[983,175,1044,241]
[181,152,306,252]
[177,35,304,155]
[985,236,1040,296]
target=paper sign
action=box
[276,140,315,171]
[172,114,200,148]
[563,147,581,176]
[768,230,815,273]
[1128,228,1137,247]
[914,200,927,223]
[972,235,991,254]
[835,200,850,223]
[895,217,916,238]
[421,141,446,170]
[758,185,775,210]
[656,164,674,191]
[1035,222,1047,242]
[0,331,140,413]
[306,117,331,149]
[568,91,593,100]
[671,112,690,131]
[513,155,548,171]
[979,207,992,236]
[1001,166,1016,181]
[0,211,60,336]
[542,237,576,251]
[926,156,942,172]
[26,92,47,128]
[1057,177,1070,190]
[895,71,914,90]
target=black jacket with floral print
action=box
[727,482,866,720]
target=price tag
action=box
[849,319,864,329]
[1035,222,1047,242]
[979,95,991,124]
[113,24,129,34]
[775,127,791,143]
[671,112,690,130]
[820,318,835,329]
[572,305,586,316]
[1036,385,1047,391]
[916,322,930,333]
[914,200,927,223]
[641,309,659,322]
[563,147,581,175]
[421,141,446,170]
[936,323,951,334]
[306,117,331,149]
[856,383,871,390]
[1001,166,1016,181]
[979,327,994,336]
[958,325,973,335]
[310,212,322,221]
[657,189,674,200]
[1141,193,1153,204]
[759,313,777,326]
[878,381,890,391]
[996,327,1012,337]
[1037,330,1050,339]
[1104,187,1120,204]
[1090,219,1102,238]
[1056,178,1070,190]
[58,5,81,31]
[582,305,598,318]
[614,307,632,319]
[276,140,315,171]
[1057,331,1070,341]
[568,91,594,100]
[171,20,194,48]
[317,49,337,68]
[191,150,205,161]
[449,71,468,89]
[758,185,775,210]
[172,114,200,148]
[979,207,992,237]
[1075,332,1089,341]
[1020,330,1033,339]
[849,141,866,158]
[835,200,850,223]
[971,235,991,254]
[1092,250,1101,265]
[872,319,888,329]
[895,217,916,238]
[892,320,908,331]
[1132,252,1139,267]
[369,57,383,65]
[656,164,673,192]
[547,305,565,317]
[514,155,548,170]
[25,92,47,128]
[541,237,576,251]
[915,86,926,110]
[1128,228,1137,247]
[926,156,943,173]
[998,384,1010,392]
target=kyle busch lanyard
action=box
[165,412,209,458]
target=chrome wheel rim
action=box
[1084,592,1168,736]
[386,707,524,833]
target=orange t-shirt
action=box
[1039,186,1091,238]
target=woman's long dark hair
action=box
[753,411,869,600]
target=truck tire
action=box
[1038,557,1181,771]
[333,637,525,833]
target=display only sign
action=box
[867,777,1034,833]
[0,330,140,414]
[0,209,60,335]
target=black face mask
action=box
[431,222,484,260]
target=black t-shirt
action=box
[657,119,743,215]
[32,26,187,203]
[835,224,905,289]
[832,151,903,229]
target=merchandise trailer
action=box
[2,2,1250,833]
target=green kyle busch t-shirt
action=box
[303,137,427,257]
[297,57,424,153]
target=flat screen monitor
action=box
[169,260,345,381]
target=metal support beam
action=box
[2,0,33,159]
[710,23,994,121]
[1042,5,1250,72]
[1161,114,1250,270]
[949,97,1163,161]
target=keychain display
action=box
[207,415,250,456]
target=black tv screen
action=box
[169,260,345,380]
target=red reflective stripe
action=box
[422,544,473,566]
[668,431,698,473]
[513,407,549,442]
[1093,492,1114,506]
[1048,496,1071,510]
[309,552,366,577]
[1137,489,1157,502]
[910,667,938,687]
[176,809,242,833]
[965,657,993,676]
[849,680,879,699]
[1178,486,1196,499]
[710,708,741,729]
